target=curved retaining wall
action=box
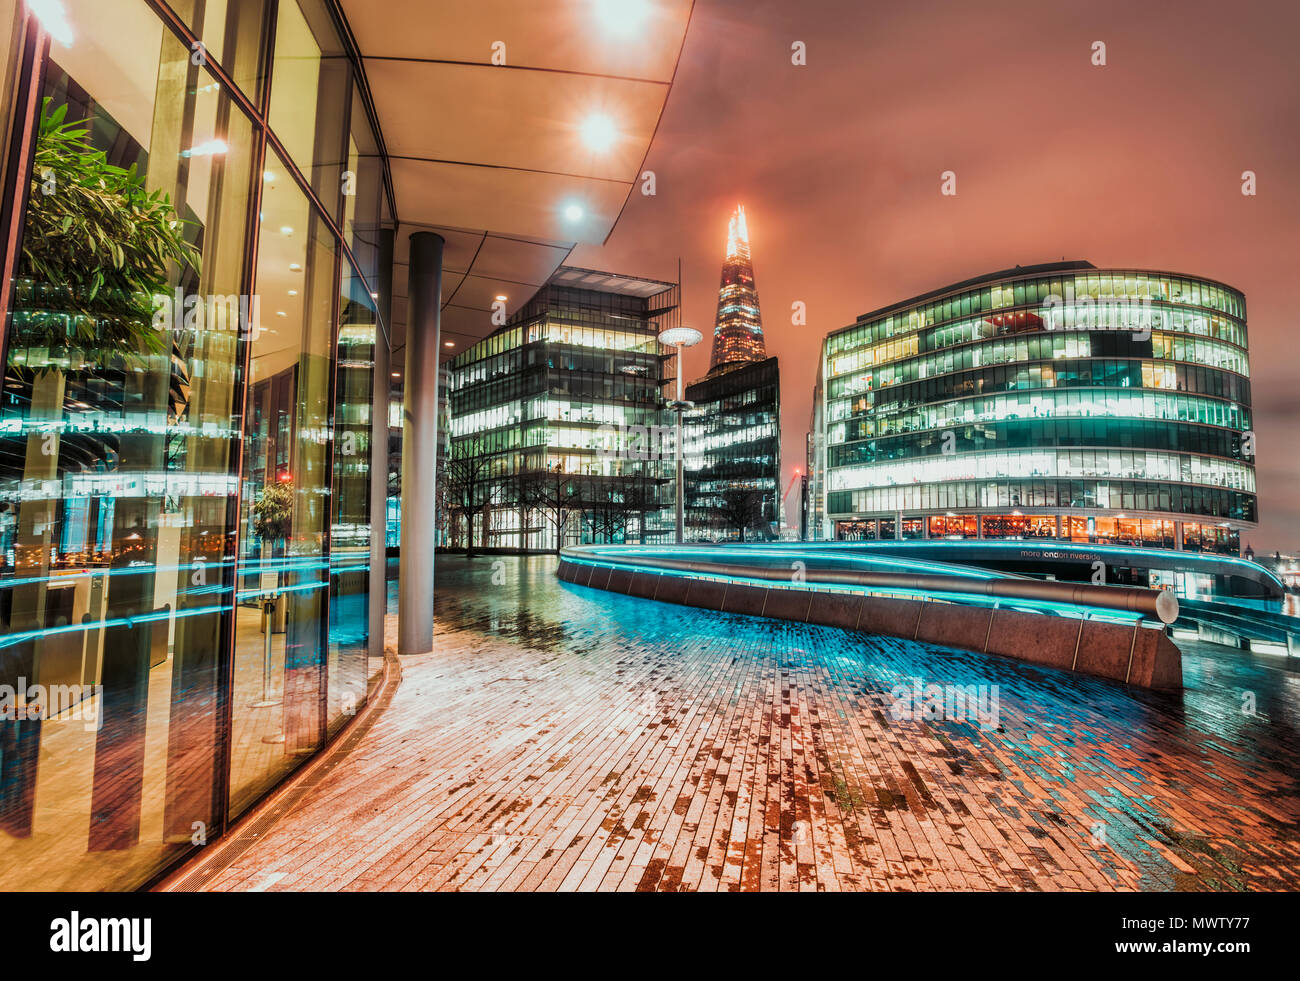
[557,557,1183,690]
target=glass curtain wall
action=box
[0,0,388,890]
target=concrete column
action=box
[368,228,395,657]
[398,232,444,655]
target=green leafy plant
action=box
[16,97,200,357]
[252,481,293,545]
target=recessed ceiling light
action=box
[263,170,276,181]
[276,311,287,317]
[289,263,302,271]
[579,113,618,152]
[564,203,584,222]
[391,372,400,378]
[444,341,455,347]
[288,289,298,296]
[29,0,75,46]
[280,225,293,235]
[593,0,649,37]
[371,292,379,299]
[494,294,508,302]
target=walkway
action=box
[198,555,1300,891]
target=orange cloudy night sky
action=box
[573,0,1300,548]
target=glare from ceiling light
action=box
[29,0,74,46]
[593,0,649,37]
[182,139,228,158]
[579,113,618,152]
[564,203,585,222]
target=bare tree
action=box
[585,476,626,544]
[521,463,582,554]
[717,487,765,543]
[445,436,493,557]
[620,470,659,545]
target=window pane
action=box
[0,1,253,887]
[327,265,376,735]
[268,0,349,222]
[168,0,269,104]
[227,148,337,819]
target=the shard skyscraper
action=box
[708,204,767,371]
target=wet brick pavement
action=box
[201,555,1300,891]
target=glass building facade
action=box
[446,267,678,552]
[683,356,782,541]
[0,0,389,889]
[813,261,1255,553]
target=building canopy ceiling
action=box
[338,0,694,360]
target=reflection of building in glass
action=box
[446,267,679,551]
[683,357,782,541]
[0,0,382,891]
[708,205,767,371]
[812,261,1257,557]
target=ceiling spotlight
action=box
[276,311,287,317]
[289,263,302,271]
[444,341,455,347]
[593,0,649,36]
[579,113,618,152]
[391,372,400,378]
[30,0,75,46]
[371,292,379,299]
[263,170,276,182]
[494,294,508,302]
[280,225,293,235]
[564,203,585,222]
[288,289,298,296]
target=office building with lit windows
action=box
[683,357,782,540]
[813,261,1257,565]
[446,266,680,551]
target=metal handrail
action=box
[560,547,1179,624]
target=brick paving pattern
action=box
[202,555,1300,891]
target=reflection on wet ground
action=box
[208,554,1300,891]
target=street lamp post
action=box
[657,326,703,545]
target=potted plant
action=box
[252,479,293,635]
[15,97,200,363]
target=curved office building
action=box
[813,261,1256,561]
